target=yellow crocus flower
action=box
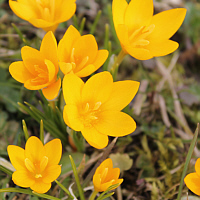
[9,0,76,32]
[184,158,200,196]
[62,71,140,149]
[58,25,108,77]
[112,0,187,60]
[9,31,61,100]
[7,136,62,193]
[93,158,123,192]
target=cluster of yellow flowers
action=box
[7,0,194,197]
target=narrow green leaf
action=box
[96,184,119,200]
[69,155,85,200]
[72,14,79,29]
[22,120,29,141]
[90,10,102,35]
[0,188,60,200]
[79,17,86,35]
[0,165,13,176]
[107,4,120,46]
[11,23,29,46]
[55,180,73,199]
[97,192,114,200]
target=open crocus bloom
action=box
[9,0,76,32]
[58,25,108,77]
[112,0,187,60]
[9,31,61,100]
[62,71,140,149]
[93,158,123,192]
[184,158,200,196]
[7,136,62,193]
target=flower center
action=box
[67,48,89,73]
[36,0,49,8]
[129,24,155,48]
[24,156,48,179]
[36,0,55,21]
[80,102,102,127]
[31,65,48,84]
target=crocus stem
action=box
[40,120,44,145]
[55,180,74,199]
[49,101,56,112]
[110,50,126,80]
[89,190,98,200]
[69,155,85,200]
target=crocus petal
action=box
[102,80,140,111]
[82,126,109,149]
[30,181,51,194]
[105,168,120,182]
[7,145,26,171]
[25,136,45,164]
[113,178,124,187]
[195,158,200,177]
[115,24,130,49]
[28,18,55,28]
[42,78,61,100]
[63,105,84,131]
[94,111,136,137]
[63,74,84,105]
[75,64,95,77]
[44,139,62,166]
[125,45,153,60]
[59,62,74,75]
[9,61,34,83]
[56,0,76,23]
[42,165,61,183]
[21,46,45,76]
[45,59,56,83]
[12,170,35,187]
[100,178,123,192]
[24,80,49,90]
[93,173,101,191]
[40,32,58,72]
[96,158,113,174]
[125,0,153,32]
[184,172,200,196]
[100,181,116,192]
[73,35,98,68]
[148,8,187,41]
[42,24,59,33]
[112,0,128,26]
[82,71,113,104]
[58,25,81,62]
[9,1,36,20]
[92,50,109,70]
[146,40,179,57]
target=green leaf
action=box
[109,153,133,172]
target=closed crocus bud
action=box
[93,158,123,192]
[9,0,76,32]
